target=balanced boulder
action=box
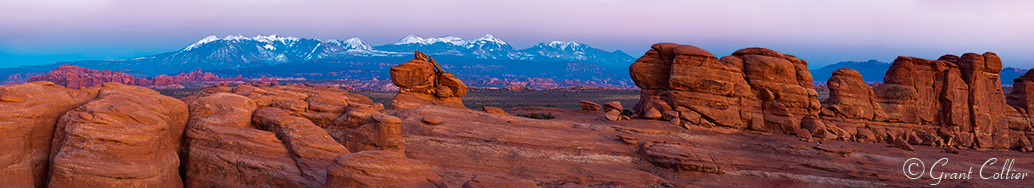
[390,51,468,109]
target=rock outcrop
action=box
[252,107,351,186]
[184,93,313,187]
[389,51,468,109]
[579,100,602,111]
[870,53,1012,149]
[29,65,150,88]
[629,44,818,133]
[822,68,886,120]
[1007,69,1034,131]
[48,83,188,187]
[629,43,1033,152]
[180,83,419,187]
[28,65,240,89]
[0,80,441,187]
[0,82,96,188]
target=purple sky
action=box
[1,0,1031,68]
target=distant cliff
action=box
[28,65,241,88]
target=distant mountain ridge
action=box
[811,59,892,83]
[46,34,634,76]
[812,59,1029,85]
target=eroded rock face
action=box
[0,82,96,188]
[48,83,188,187]
[823,68,886,120]
[252,107,351,186]
[180,83,416,187]
[326,150,445,188]
[184,93,313,188]
[629,43,819,132]
[390,51,468,109]
[1007,69,1034,131]
[181,83,387,148]
[871,53,1009,149]
[629,43,1031,152]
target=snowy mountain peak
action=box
[223,34,248,40]
[184,34,305,51]
[546,41,582,50]
[395,34,425,44]
[253,34,300,43]
[185,35,220,50]
[393,34,469,45]
[474,34,507,45]
[341,37,373,51]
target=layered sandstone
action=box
[822,68,886,120]
[48,83,189,187]
[0,82,96,188]
[184,93,313,187]
[0,80,439,187]
[629,44,818,133]
[629,43,1033,152]
[389,51,468,109]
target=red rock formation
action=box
[183,93,313,187]
[48,83,188,187]
[822,68,886,120]
[389,51,468,109]
[579,100,602,111]
[152,68,241,86]
[252,107,351,186]
[0,82,96,188]
[180,83,420,187]
[874,56,967,126]
[1007,69,1034,132]
[629,43,818,133]
[27,65,241,89]
[629,43,1033,152]
[870,53,1011,149]
[28,65,150,88]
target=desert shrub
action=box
[647,182,674,188]
[621,109,634,116]
[518,112,555,119]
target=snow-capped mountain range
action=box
[58,34,634,75]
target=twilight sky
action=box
[0,0,1031,68]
